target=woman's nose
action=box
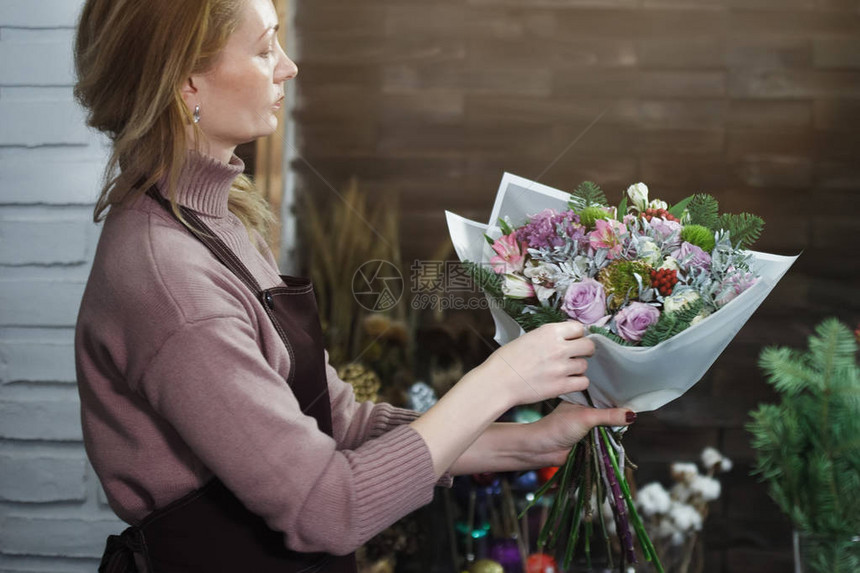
[275,45,298,83]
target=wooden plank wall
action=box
[290,2,860,572]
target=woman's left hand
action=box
[526,401,636,467]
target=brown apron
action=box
[98,189,357,573]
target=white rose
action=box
[637,238,663,267]
[663,290,701,313]
[626,182,649,212]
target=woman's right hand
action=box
[476,321,594,408]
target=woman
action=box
[73,0,635,571]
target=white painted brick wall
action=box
[0,2,123,570]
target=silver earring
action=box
[193,105,201,124]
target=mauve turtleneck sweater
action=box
[74,151,444,555]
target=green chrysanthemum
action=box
[578,205,612,229]
[680,224,716,253]
[597,260,653,310]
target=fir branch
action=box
[516,306,568,331]
[759,347,819,396]
[462,261,555,331]
[568,181,608,211]
[639,299,704,347]
[462,260,504,299]
[747,318,860,546]
[589,325,634,346]
[686,194,720,230]
[718,212,764,249]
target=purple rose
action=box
[561,278,609,326]
[671,241,712,272]
[614,302,660,343]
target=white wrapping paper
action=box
[446,173,798,412]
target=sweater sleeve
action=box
[136,314,440,555]
[317,353,454,487]
[323,352,419,446]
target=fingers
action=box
[567,337,595,359]
[555,323,595,356]
[566,357,589,376]
[563,375,590,394]
[580,406,636,428]
[555,321,586,340]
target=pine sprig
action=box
[685,194,719,230]
[589,325,634,346]
[462,260,504,298]
[747,318,860,561]
[718,212,764,249]
[516,306,568,331]
[759,347,819,396]
[639,299,705,347]
[461,261,560,332]
[568,181,608,211]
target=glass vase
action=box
[793,531,860,573]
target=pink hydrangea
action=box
[490,232,527,274]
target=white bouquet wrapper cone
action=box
[446,174,799,412]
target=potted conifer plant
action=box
[747,319,860,573]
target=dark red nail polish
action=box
[626,411,637,423]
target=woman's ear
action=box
[180,77,199,105]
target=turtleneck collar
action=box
[158,150,245,218]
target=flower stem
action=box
[598,426,665,573]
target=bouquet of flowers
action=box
[446,174,797,571]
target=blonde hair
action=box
[74,0,274,237]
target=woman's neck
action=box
[185,126,238,165]
[193,139,236,166]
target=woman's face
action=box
[186,0,297,157]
